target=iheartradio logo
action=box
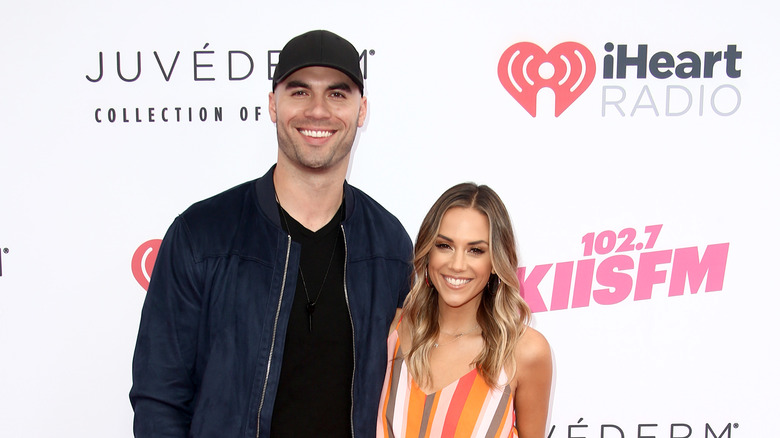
[131,239,162,291]
[498,42,595,117]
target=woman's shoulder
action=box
[389,308,404,336]
[510,330,553,438]
[386,310,415,358]
[513,326,552,371]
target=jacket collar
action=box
[254,165,355,231]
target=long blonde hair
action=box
[402,183,531,388]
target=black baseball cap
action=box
[272,30,364,95]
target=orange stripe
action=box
[440,369,477,436]
[407,379,428,435]
[453,370,491,437]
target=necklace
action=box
[433,324,480,348]
[277,200,341,332]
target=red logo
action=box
[131,239,162,291]
[498,42,596,117]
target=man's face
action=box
[269,66,367,173]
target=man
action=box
[130,30,413,437]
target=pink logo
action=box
[515,225,730,313]
[498,42,596,117]
[131,239,162,291]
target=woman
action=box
[378,183,552,437]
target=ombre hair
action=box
[402,182,531,388]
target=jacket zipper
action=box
[341,224,356,438]
[256,235,292,438]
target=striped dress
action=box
[377,327,518,438]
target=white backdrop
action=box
[2,0,778,436]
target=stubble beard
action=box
[276,119,359,171]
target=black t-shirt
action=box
[270,203,353,437]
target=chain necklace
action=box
[433,324,480,348]
[277,200,341,332]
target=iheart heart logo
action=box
[132,239,162,291]
[498,42,596,117]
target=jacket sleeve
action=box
[130,216,203,438]
[396,233,414,308]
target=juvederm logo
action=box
[85,43,375,125]
[132,239,162,291]
[498,41,742,117]
[546,419,740,438]
[518,224,729,312]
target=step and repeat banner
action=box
[2,0,778,436]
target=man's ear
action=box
[268,92,277,123]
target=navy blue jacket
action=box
[130,167,413,437]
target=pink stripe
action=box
[428,380,455,436]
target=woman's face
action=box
[428,207,493,311]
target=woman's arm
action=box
[513,327,553,438]
[389,307,403,336]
